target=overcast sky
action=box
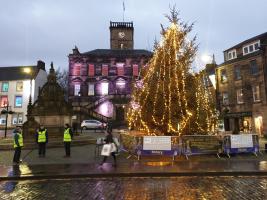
[0,0,266,71]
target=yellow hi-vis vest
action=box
[14,132,23,148]
[64,128,72,142]
[38,130,47,143]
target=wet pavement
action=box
[1,160,267,180]
[1,176,267,200]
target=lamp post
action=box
[78,91,82,134]
[23,68,33,105]
[1,101,14,138]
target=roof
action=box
[81,49,153,57]
[218,50,262,67]
[224,32,267,52]
[0,61,45,81]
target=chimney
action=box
[37,60,46,71]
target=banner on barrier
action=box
[143,136,172,151]
[230,134,253,148]
[223,134,259,154]
[182,135,222,155]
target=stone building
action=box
[0,61,47,128]
[216,32,267,136]
[68,21,152,126]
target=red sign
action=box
[88,64,95,76]
[0,96,8,108]
[102,65,108,76]
[133,64,139,76]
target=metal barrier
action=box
[222,134,260,158]
[181,135,222,159]
[118,133,261,160]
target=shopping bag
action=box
[101,144,112,156]
[110,143,117,153]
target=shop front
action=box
[224,112,252,134]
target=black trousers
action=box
[13,147,21,163]
[64,142,71,156]
[102,152,116,164]
[38,143,46,156]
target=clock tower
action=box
[110,21,134,50]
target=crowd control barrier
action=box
[222,134,260,158]
[181,135,222,159]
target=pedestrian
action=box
[63,124,73,157]
[36,125,48,157]
[13,126,23,164]
[106,121,113,133]
[100,129,117,167]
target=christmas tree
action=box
[127,8,215,135]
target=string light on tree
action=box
[127,7,216,136]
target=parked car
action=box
[81,120,107,130]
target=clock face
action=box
[118,31,125,38]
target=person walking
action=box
[63,124,73,157]
[13,126,23,164]
[100,129,117,167]
[36,125,48,157]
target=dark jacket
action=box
[35,128,48,143]
[104,133,114,144]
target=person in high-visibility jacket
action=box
[63,124,73,157]
[36,125,48,157]
[13,126,23,164]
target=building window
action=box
[73,64,81,76]
[220,69,227,83]
[250,60,259,75]
[102,65,109,76]
[222,92,229,105]
[234,66,241,80]
[0,96,8,108]
[88,83,94,96]
[100,81,109,95]
[74,84,80,96]
[1,82,9,92]
[227,49,237,60]
[15,96,23,107]
[252,85,260,102]
[12,113,23,125]
[16,82,23,92]
[236,89,244,104]
[243,40,260,55]
[88,64,95,76]
[0,115,6,125]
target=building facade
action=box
[68,22,152,125]
[0,60,47,128]
[216,32,267,136]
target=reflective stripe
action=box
[14,132,23,148]
[64,128,71,142]
[38,130,47,143]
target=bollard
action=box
[265,143,267,153]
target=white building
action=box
[0,60,47,128]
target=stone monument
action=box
[23,62,72,139]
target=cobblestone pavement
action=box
[1,176,267,200]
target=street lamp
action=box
[1,101,14,138]
[23,68,33,104]
[78,91,82,134]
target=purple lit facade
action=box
[68,22,152,124]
